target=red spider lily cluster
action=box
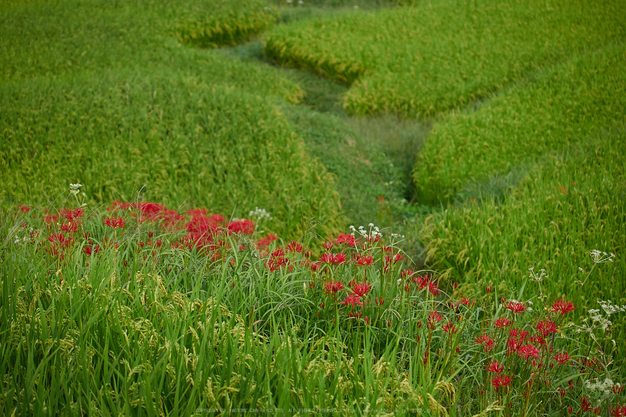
[8,201,625,414]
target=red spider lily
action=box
[322,241,334,250]
[104,217,125,228]
[227,219,255,235]
[492,375,512,390]
[257,234,278,248]
[612,406,626,417]
[487,361,504,374]
[60,222,79,233]
[43,214,58,225]
[319,253,334,263]
[567,406,573,415]
[384,253,404,268]
[494,317,512,328]
[265,251,288,272]
[47,233,73,257]
[581,396,593,412]
[60,208,84,222]
[504,301,526,314]
[475,334,495,353]
[48,233,72,248]
[342,294,363,308]
[209,214,224,224]
[332,253,347,264]
[486,286,493,293]
[428,281,440,296]
[442,322,457,334]
[135,202,167,213]
[558,387,567,397]
[455,296,475,309]
[428,311,443,329]
[412,275,440,296]
[530,335,547,346]
[507,328,529,354]
[614,384,625,395]
[401,269,415,278]
[336,233,356,247]
[320,253,347,264]
[357,255,373,266]
[536,319,558,338]
[107,200,131,211]
[83,245,101,256]
[186,208,207,216]
[348,311,362,319]
[553,352,570,365]
[186,215,219,235]
[518,344,541,360]
[287,241,303,253]
[310,262,321,272]
[375,297,384,306]
[324,281,344,295]
[552,299,575,315]
[353,282,372,297]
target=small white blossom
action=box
[590,250,615,264]
[585,377,614,401]
[528,267,548,282]
[248,207,272,220]
[598,300,626,316]
[69,183,82,196]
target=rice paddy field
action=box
[1,0,625,415]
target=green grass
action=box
[2,205,620,415]
[264,0,626,117]
[221,40,419,228]
[413,44,626,205]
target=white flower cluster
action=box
[581,309,613,332]
[12,226,35,245]
[584,377,614,400]
[598,300,626,316]
[69,183,82,196]
[248,207,272,220]
[350,223,383,240]
[528,267,548,282]
[590,249,615,264]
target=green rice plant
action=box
[0,0,302,102]
[170,0,280,48]
[0,71,340,239]
[0,0,347,239]
[264,0,626,117]
[413,44,626,205]
[414,124,626,318]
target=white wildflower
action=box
[585,377,614,401]
[69,183,82,196]
[590,250,615,264]
[248,207,272,220]
[598,300,626,316]
[528,267,548,282]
